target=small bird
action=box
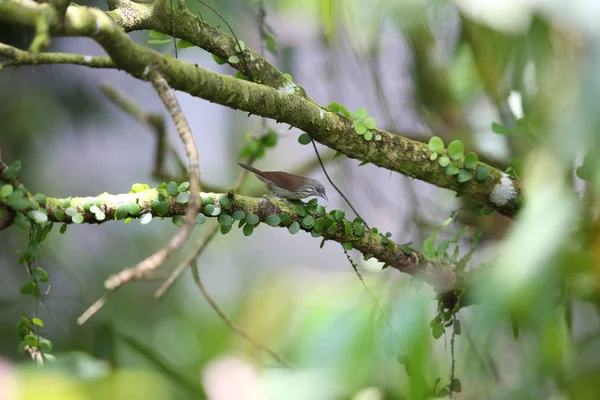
[238,163,328,201]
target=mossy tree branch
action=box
[0,0,522,218]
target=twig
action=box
[78,67,201,323]
[311,140,370,230]
[77,291,114,325]
[190,258,292,368]
[154,222,220,298]
[100,84,187,181]
[0,43,115,70]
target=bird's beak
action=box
[322,193,328,201]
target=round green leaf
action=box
[234,40,246,52]
[265,214,281,227]
[211,53,226,65]
[342,242,353,251]
[54,209,65,221]
[72,213,84,224]
[220,224,232,235]
[0,184,13,198]
[444,164,460,176]
[457,169,472,183]
[20,282,35,294]
[364,117,377,130]
[232,210,246,220]
[219,195,231,209]
[203,204,215,216]
[228,55,240,64]
[374,134,382,141]
[298,133,312,145]
[243,224,254,236]
[218,214,234,226]
[195,214,207,224]
[364,130,373,141]
[95,211,106,221]
[439,156,450,167]
[301,215,315,228]
[353,222,364,236]
[327,102,340,112]
[448,140,464,160]
[429,153,438,161]
[172,215,184,227]
[295,204,307,217]
[280,214,292,226]
[115,204,130,220]
[353,122,367,135]
[176,192,190,204]
[178,182,190,192]
[475,166,489,182]
[128,203,141,216]
[32,317,44,327]
[155,201,169,217]
[428,136,444,153]
[352,108,368,120]
[166,181,178,196]
[464,152,479,170]
[89,205,100,214]
[245,214,260,225]
[288,221,300,234]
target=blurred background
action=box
[2,0,600,398]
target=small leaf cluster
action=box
[1,160,52,229]
[397,353,461,397]
[327,103,382,142]
[210,40,246,66]
[239,129,278,159]
[428,137,488,183]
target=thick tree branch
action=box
[0,1,523,218]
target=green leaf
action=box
[288,221,300,234]
[448,140,464,160]
[243,224,254,236]
[232,210,245,221]
[295,204,307,217]
[0,184,13,198]
[342,242,353,251]
[265,214,281,227]
[218,195,231,209]
[431,322,444,339]
[131,183,145,193]
[166,181,178,196]
[2,160,22,179]
[298,133,312,145]
[155,201,169,217]
[203,204,215,216]
[263,31,277,56]
[177,39,194,48]
[218,214,234,226]
[24,334,38,347]
[211,53,226,65]
[364,117,377,130]
[333,151,343,160]
[491,122,515,135]
[364,130,373,141]
[220,224,232,235]
[401,243,413,255]
[27,210,47,224]
[115,204,130,220]
[423,237,436,258]
[438,156,450,167]
[39,338,52,353]
[339,105,351,117]
[176,192,190,204]
[147,39,172,45]
[457,169,473,183]
[89,205,100,214]
[234,40,246,52]
[334,210,345,222]
[195,214,206,224]
[148,30,168,39]
[280,214,292,226]
[353,122,367,135]
[444,164,460,176]
[352,108,368,120]
[374,134,382,141]
[301,215,315,228]
[228,55,240,64]
[32,317,44,327]
[464,152,479,169]
[20,282,35,294]
[429,152,438,161]
[34,193,47,205]
[33,267,49,282]
[283,73,293,82]
[353,222,364,236]
[172,215,184,227]
[262,129,278,147]
[245,214,260,225]
[475,166,489,182]
[72,213,84,224]
[178,182,190,192]
[128,203,141,216]
[428,136,444,153]
[60,224,67,234]
[327,102,340,112]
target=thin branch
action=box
[190,258,292,368]
[0,43,115,70]
[77,68,202,323]
[311,140,370,230]
[77,292,114,325]
[154,222,219,298]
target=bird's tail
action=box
[237,163,264,177]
